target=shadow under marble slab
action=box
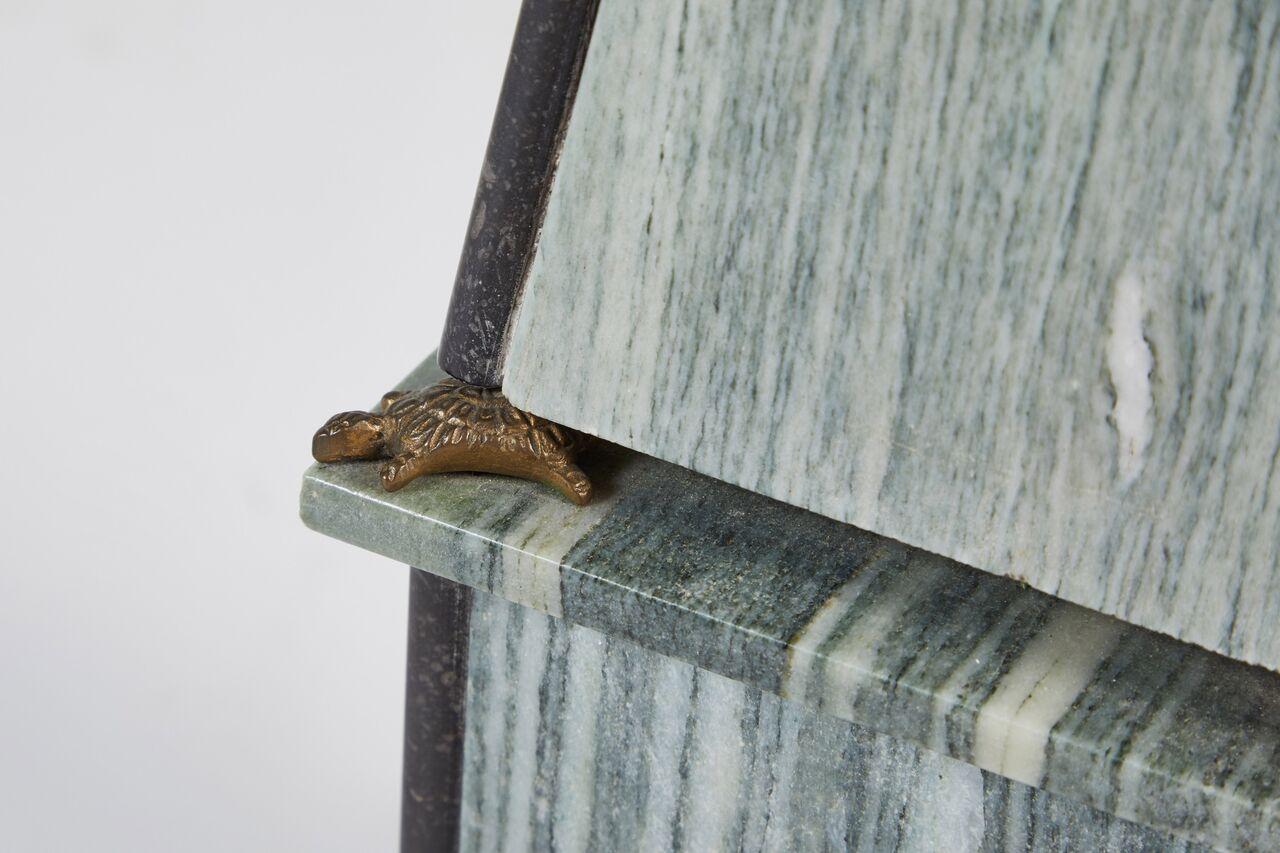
[460,589,1205,853]
[301,357,1279,851]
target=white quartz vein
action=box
[1106,270,1154,485]
[971,607,1122,787]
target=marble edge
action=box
[300,362,1279,852]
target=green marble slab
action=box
[302,358,1279,851]
[500,0,1280,673]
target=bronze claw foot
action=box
[312,379,593,506]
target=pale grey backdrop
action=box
[0,1,518,849]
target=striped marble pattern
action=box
[499,0,1280,671]
[301,358,1280,851]
[460,590,1203,852]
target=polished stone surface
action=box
[500,0,1280,671]
[302,358,1280,851]
[460,590,1203,852]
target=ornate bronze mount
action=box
[312,378,593,505]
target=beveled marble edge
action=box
[301,357,1279,851]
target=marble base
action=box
[500,0,1280,671]
[460,589,1202,852]
[301,357,1280,852]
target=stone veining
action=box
[459,590,1205,852]
[500,0,1280,669]
[301,357,1280,852]
[1106,270,1154,485]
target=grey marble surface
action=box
[302,358,1280,851]
[460,589,1202,853]
[500,0,1280,671]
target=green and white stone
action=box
[302,357,1280,851]
[459,590,1204,852]
[500,0,1280,671]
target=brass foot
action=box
[312,379,592,505]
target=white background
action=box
[0,1,519,848]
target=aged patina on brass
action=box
[312,379,593,505]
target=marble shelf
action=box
[303,358,1279,852]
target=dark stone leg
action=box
[400,569,472,853]
[437,0,601,387]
